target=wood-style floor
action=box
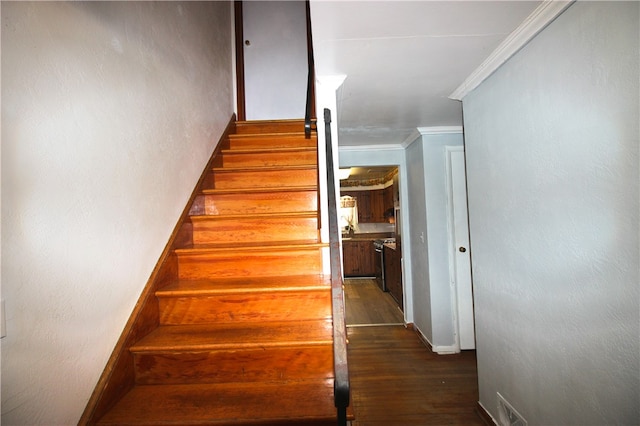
[344,279,484,425]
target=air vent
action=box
[497,392,528,426]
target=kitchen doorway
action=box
[339,165,404,327]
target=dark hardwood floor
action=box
[344,278,404,326]
[344,279,484,426]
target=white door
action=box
[242,1,308,120]
[447,147,475,350]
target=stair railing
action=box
[324,108,350,425]
[304,0,315,137]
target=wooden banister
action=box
[324,108,350,425]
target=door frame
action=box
[445,145,476,351]
[233,1,314,122]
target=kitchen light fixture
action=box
[338,168,351,180]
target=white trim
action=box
[445,146,462,352]
[402,126,464,149]
[417,126,463,135]
[449,0,575,100]
[338,143,403,152]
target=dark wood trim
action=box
[476,401,497,426]
[234,1,246,121]
[305,0,315,121]
[78,115,237,425]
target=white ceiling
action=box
[310,1,542,146]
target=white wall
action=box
[404,139,431,339]
[405,131,464,352]
[1,2,234,424]
[462,2,639,424]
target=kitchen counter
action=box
[383,242,396,250]
[341,232,393,241]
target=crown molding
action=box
[402,126,464,148]
[417,126,463,135]
[338,143,404,152]
[449,0,575,101]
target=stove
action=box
[373,238,395,291]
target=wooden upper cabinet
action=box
[341,189,387,223]
[370,190,385,222]
[384,185,394,211]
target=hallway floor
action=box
[344,279,484,425]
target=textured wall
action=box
[463,2,639,424]
[404,132,464,351]
[404,139,432,340]
[1,2,233,424]
[421,132,464,350]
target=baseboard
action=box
[411,325,460,354]
[476,401,497,426]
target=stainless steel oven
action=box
[373,240,385,291]
[373,238,395,292]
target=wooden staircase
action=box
[81,119,347,425]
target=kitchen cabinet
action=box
[343,240,376,277]
[384,185,394,211]
[341,189,386,223]
[370,190,385,222]
[384,245,403,310]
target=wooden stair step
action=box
[206,165,317,190]
[174,241,326,280]
[96,379,337,425]
[215,147,317,168]
[234,119,308,134]
[157,275,331,295]
[131,320,333,352]
[227,132,317,149]
[190,211,319,245]
[156,280,331,325]
[130,321,333,385]
[190,186,317,216]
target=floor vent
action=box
[497,392,528,426]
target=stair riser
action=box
[192,217,318,245]
[177,249,323,280]
[234,121,307,134]
[210,168,317,190]
[158,290,331,325]
[216,151,317,168]
[203,190,317,215]
[133,345,333,385]
[228,135,317,149]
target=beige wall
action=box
[1,2,233,423]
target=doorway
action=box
[339,165,404,327]
[235,1,308,120]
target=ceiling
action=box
[310,1,542,147]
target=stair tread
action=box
[201,185,316,195]
[212,164,316,173]
[157,275,331,296]
[221,146,316,154]
[175,240,325,253]
[97,379,336,425]
[229,131,308,138]
[190,211,317,221]
[131,320,333,352]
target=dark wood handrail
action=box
[324,108,350,425]
[304,0,315,137]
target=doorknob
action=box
[459,247,466,253]
[245,40,251,46]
